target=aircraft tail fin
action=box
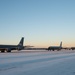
[18,37,24,46]
[60,41,62,47]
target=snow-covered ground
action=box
[0,50,75,75]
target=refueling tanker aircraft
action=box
[47,42,62,51]
[0,37,24,52]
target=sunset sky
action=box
[0,0,75,48]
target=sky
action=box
[0,0,75,48]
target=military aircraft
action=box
[70,47,75,50]
[47,42,62,51]
[0,37,24,52]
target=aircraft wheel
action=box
[7,51,11,52]
[7,50,11,52]
[1,50,5,53]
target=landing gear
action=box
[52,49,54,51]
[1,50,5,53]
[6,49,11,52]
[0,49,11,53]
[7,50,11,52]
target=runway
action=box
[0,50,75,75]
